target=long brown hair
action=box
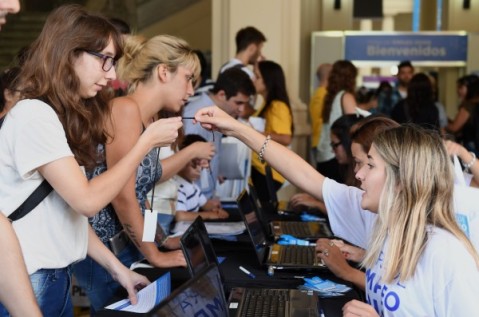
[322,60,357,123]
[16,4,123,170]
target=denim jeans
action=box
[0,267,73,317]
[72,242,142,315]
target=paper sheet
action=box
[172,221,245,236]
[219,143,244,179]
[105,272,171,313]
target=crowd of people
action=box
[0,1,479,317]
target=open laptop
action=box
[179,218,322,317]
[147,263,228,317]
[249,184,332,240]
[180,217,225,282]
[236,190,326,273]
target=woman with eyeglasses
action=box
[72,33,211,312]
[0,5,186,316]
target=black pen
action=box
[182,117,195,120]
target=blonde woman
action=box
[73,34,202,312]
[192,106,479,316]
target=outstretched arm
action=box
[194,106,326,201]
[37,116,182,217]
[0,214,42,317]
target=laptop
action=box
[179,218,322,317]
[147,263,228,317]
[180,217,225,282]
[249,184,332,240]
[236,190,326,273]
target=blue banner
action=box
[345,33,467,62]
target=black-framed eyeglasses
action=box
[85,51,116,72]
[330,141,342,149]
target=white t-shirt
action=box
[316,91,345,163]
[219,58,255,79]
[322,178,377,249]
[366,227,479,316]
[0,99,88,274]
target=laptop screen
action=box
[180,222,208,277]
[148,264,227,317]
[180,217,224,282]
[236,190,267,265]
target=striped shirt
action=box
[175,176,207,212]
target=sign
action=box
[344,32,467,64]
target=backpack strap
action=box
[8,180,53,222]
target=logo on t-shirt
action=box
[366,251,406,315]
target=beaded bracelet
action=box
[464,152,477,172]
[259,135,271,164]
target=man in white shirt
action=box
[218,26,266,80]
[219,26,266,119]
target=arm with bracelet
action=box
[193,106,326,203]
[445,140,479,187]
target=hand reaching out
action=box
[112,267,150,306]
[191,141,216,161]
[330,239,366,262]
[143,117,183,148]
[193,106,240,137]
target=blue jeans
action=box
[72,242,142,315]
[0,267,73,317]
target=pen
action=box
[182,117,195,119]
[239,266,256,279]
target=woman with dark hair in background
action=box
[447,74,479,156]
[329,114,363,187]
[391,72,440,130]
[290,114,362,214]
[250,60,293,202]
[315,60,357,182]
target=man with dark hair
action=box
[0,1,42,316]
[377,60,414,116]
[218,26,266,120]
[183,67,256,198]
[219,26,266,79]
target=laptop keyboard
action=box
[279,245,315,265]
[240,289,289,317]
[281,222,312,237]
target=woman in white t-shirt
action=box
[193,106,479,316]
[0,5,183,316]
